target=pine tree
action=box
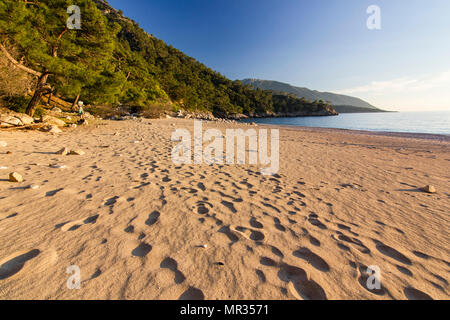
[0,0,119,116]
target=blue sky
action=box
[108,0,450,111]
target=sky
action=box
[108,0,450,111]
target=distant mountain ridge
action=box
[242,79,387,113]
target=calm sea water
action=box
[242,111,450,135]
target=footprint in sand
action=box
[261,202,281,214]
[397,265,413,277]
[218,226,239,245]
[145,211,160,226]
[196,201,213,215]
[273,218,286,232]
[89,268,102,280]
[258,256,327,300]
[124,225,135,233]
[0,249,40,280]
[57,214,99,232]
[221,200,237,214]
[255,269,266,283]
[197,182,206,191]
[307,213,327,230]
[232,226,265,242]
[260,257,278,267]
[373,240,412,265]
[278,264,327,300]
[404,287,433,300]
[160,257,186,284]
[131,243,152,257]
[271,246,284,258]
[249,217,263,229]
[138,233,146,240]
[293,247,330,272]
[178,287,205,300]
[412,251,430,260]
[357,265,388,296]
[335,232,370,254]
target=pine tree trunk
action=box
[47,91,52,105]
[26,73,49,116]
[72,94,80,111]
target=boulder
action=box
[14,113,34,125]
[41,115,66,127]
[421,185,436,194]
[9,172,23,182]
[0,115,21,127]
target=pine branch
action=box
[0,43,42,77]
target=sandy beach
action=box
[0,118,449,300]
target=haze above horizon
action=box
[108,0,450,112]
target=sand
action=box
[0,118,449,300]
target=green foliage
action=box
[2,95,45,117]
[0,0,335,117]
[2,95,30,113]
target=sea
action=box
[241,111,450,135]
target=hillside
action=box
[92,0,338,118]
[0,0,338,119]
[242,79,388,113]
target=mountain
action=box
[242,79,388,113]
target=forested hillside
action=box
[0,0,337,118]
[242,79,387,113]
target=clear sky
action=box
[108,0,450,111]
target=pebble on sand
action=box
[421,185,436,194]
[56,147,69,155]
[69,149,85,156]
[50,164,67,169]
[0,141,7,147]
[45,125,62,134]
[29,184,40,190]
[9,172,23,183]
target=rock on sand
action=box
[421,185,436,194]
[9,172,23,182]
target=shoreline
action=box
[245,122,450,141]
